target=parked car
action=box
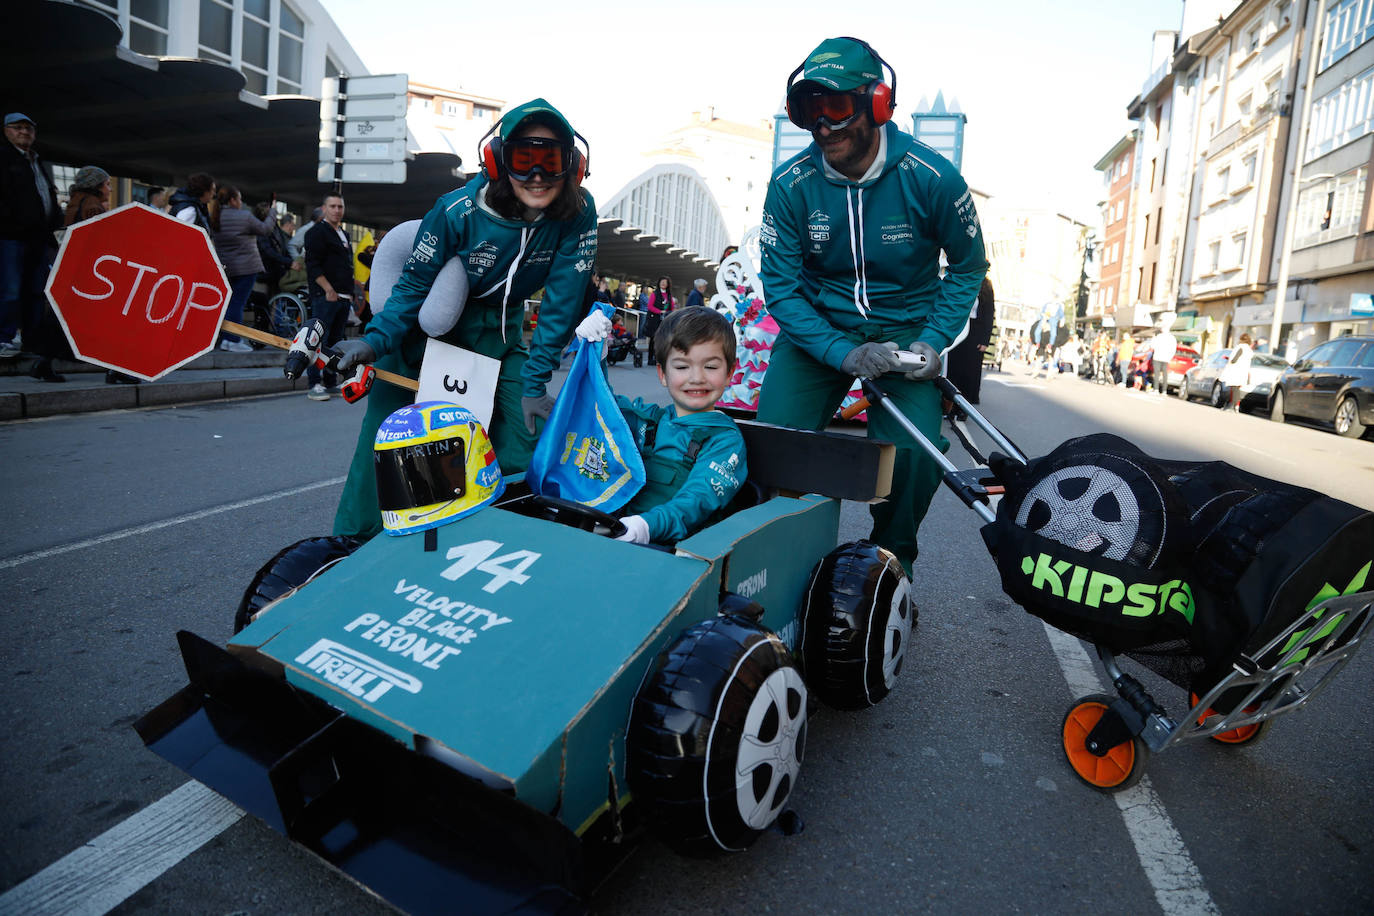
[1178,347,1290,411]
[1269,335,1374,438]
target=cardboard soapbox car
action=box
[136,421,906,913]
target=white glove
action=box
[615,515,650,544]
[576,310,613,342]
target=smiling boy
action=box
[579,305,747,545]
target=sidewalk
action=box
[0,348,308,421]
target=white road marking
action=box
[0,781,243,916]
[0,477,346,570]
[1226,440,1297,464]
[1042,624,1220,916]
[986,378,1046,389]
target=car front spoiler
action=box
[135,631,590,915]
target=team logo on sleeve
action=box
[955,190,981,240]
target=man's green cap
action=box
[798,38,883,91]
[499,98,575,144]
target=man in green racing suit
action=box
[757,37,988,578]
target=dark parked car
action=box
[1269,335,1374,438]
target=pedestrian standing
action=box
[0,113,62,367]
[303,192,353,401]
[209,184,275,351]
[1150,322,1177,395]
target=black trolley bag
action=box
[852,375,1374,792]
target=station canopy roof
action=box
[594,217,719,294]
[1,0,464,227]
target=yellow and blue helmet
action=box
[374,401,505,536]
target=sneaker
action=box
[307,384,330,401]
[0,340,20,358]
[220,339,253,353]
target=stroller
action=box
[849,375,1373,792]
[606,332,642,367]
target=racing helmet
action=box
[374,401,505,536]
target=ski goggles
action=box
[501,136,572,181]
[787,87,863,131]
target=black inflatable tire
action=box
[802,540,913,710]
[627,616,806,857]
[234,535,362,633]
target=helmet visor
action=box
[788,88,861,131]
[502,136,571,180]
[375,437,467,511]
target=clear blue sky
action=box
[323,0,1187,222]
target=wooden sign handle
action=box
[222,320,419,392]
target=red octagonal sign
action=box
[46,202,230,381]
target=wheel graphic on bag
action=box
[234,535,361,633]
[1013,455,1167,567]
[627,615,806,856]
[802,540,913,710]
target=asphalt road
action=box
[1,361,1371,915]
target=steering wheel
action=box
[525,494,627,538]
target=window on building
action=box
[278,2,305,93]
[1155,207,1162,244]
[1215,165,1231,199]
[1263,70,1283,113]
[1147,263,1157,300]
[1208,240,1222,273]
[125,0,170,56]
[1144,213,1151,244]
[1232,232,1248,269]
[1239,92,1253,119]
[1295,165,1369,247]
[1242,152,1257,186]
[199,0,232,62]
[1246,23,1262,54]
[1306,64,1374,161]
[441,100,461,118]
[1321,0,1374,71]
[1149,157,1157,191]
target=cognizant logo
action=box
[1019,553,1196,623]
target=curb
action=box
[2,375,310,420]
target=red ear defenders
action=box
[785,37,897,130]
[479,119,590,185]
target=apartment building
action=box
[1272,0,1374,353]
[1093,131,1140,333]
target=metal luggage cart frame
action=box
[849,374,1373,792]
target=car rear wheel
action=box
[627,616,806,856]
[1177,377,1190,401]
[1210,381,1226,408]
[235,535,362,633]
[1334,395,1366,438]
[1269,388,1286,423]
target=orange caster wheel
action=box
[1062,694,1148,792]
[1190,693,1273,746]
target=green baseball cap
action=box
[499,98,575,144]
[798,37,883,91]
